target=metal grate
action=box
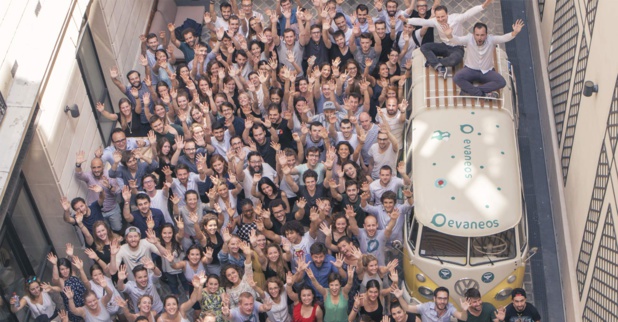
[576,143,609,297]
[582,207,618,321]
[586,0,599,38]
[607,76,618,154]
[538,0,545,20]
[547,0,578,146]
[561,34,589,184]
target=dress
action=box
[360,298,383,322]
[199,287,226,322]
[62,276,87,322]
[324,291,348,322]
[293,303,318,322]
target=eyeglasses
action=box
[113,138,127,144]
[185,148,196,151]
[417,4,428,7]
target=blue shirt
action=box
[83,202,105,234]
[129,208,165,238]
[218,252,246,267]
[303,253,341,299]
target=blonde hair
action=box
[361,254,378,268]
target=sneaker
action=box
[485,91,500,99]
[442,67,450,79]
[436,66,446,77]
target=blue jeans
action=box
[163,271,187,295]
[102,203,122,232]
[453,66,507,97]
[420,42,465,68]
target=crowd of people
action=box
[11,0,538,321]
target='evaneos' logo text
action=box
[461,124,474,179]
[431,213,499,230]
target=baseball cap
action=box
[125,226,140,237]
[323,101,335,111]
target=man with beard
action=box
[61,193,105,236]
[171,138,208,174]
[446,20,524,98]
[210,1,235,31]
[139,174,174,224]
[236,0,263,37]
[101,129,150,167]
[349,25,382,75]
[362,189,412,242]
[369,163,411,206]
[406,0,493,78]
[376,0,407,33]
[237,151,278,203]
[122,189,165,238]
[264,199,296,235]
[108,226,164,281]
[330,180,366,226]
[242,119,279,169]
[110,67,153,124]
[276,148,302,206]
[276,28,304,78]
[207,121,232,159]
[329,118,360,148]
[168,24,200,63]
[456,288,499,322]
[367,127,398,180]
[356,4,371,33]
[164,163,207,207]
[391,285,470,322]
[302,122,331,162]
[303,24,330,71]
[139,32,165,84]
[268,104,297,152]
[375,20,396,63]
[359,112,379,170]
[376,97,406,151]
[225,292,272,322]
[501,288,541,322]
[116,262,164,313]
[74,151,123,232]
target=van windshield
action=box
[419,227,468,265]
[418,227,518,266]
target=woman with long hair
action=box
[321,213,355,254]
[115,295,157,322]
[307,267,354,322]
[259,243,290,282]
[81,220,123,271]
[348,280,385,322]
[337,160,372,192]
[288,284,324,322]
[194,214,225,275]
[157,275,203,322]
[158,222,187,295]
[47,249,88,322]
[10,277,61,320]
[84,264,122,317]
[219,243,261,309]
[198,274,227,322]
[251,176,290,210]
[264,277,291,322]
[64,285,113,322]
[96,98,148,137]
[153,49,176,88]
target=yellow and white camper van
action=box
[402,48,530,309]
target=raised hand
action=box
[66,243,74,257]
[47,252,58,265]
[296,197,307,210]
[146,215,155,229]
[60,196,71,212]
[63,286,74,299]
[84,248,98,260]
[319,222,332,236]
[145,228,159,244]
[117,264,127,281]
[72,256,84,271]
[512,19,525,34]
[109,66,119,79]
[330,253,344,268]
[141,257,155,270]
[110,238,120,255]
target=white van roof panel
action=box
[411,108,522,237]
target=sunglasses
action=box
[27,276,38,284]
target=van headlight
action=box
[507,275,517,284]
[418,286,434,299]
[416,274,426,282]
[494,288,513,301]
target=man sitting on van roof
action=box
[444,19,525,98]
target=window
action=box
[419,227,467,265]
[469,228,517,266]
[407,214,419,251]
[0,174,53,322]
[76,24,115,145]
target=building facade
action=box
[0,0,153,320]
[529,0,618,320]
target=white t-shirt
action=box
[146,190,173,224]
[90,276,122,314]
[241,163,277,203]
[368,143,398,180]
[336,132,359,149]
[284,233,316,273]
[122,270,163,313]
[376,109,404,151]
[212,130,232,159]
[115,240,160,281]
[369,177,405,206]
